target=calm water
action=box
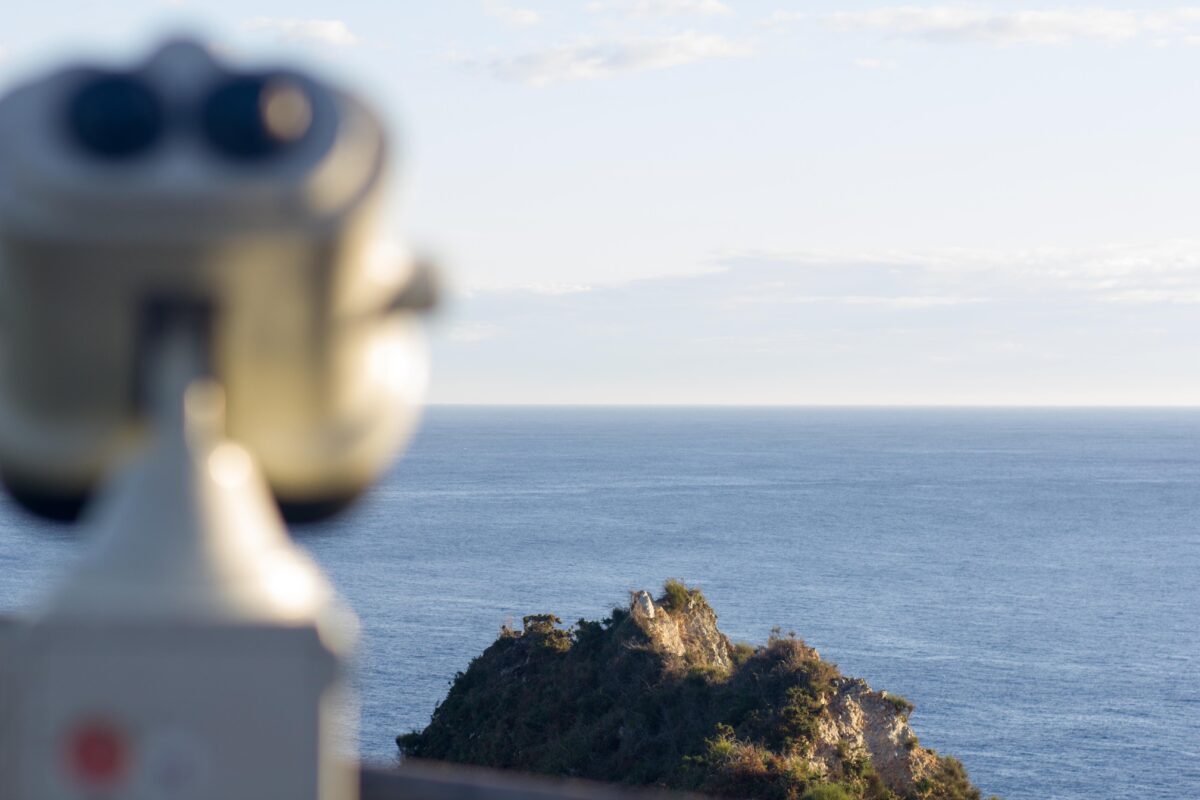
[2,408,1197,799]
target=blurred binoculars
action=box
[0,40,435,523]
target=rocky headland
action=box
[398,581,994,800]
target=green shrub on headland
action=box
[803,785,854,800]
[882,693,915,716]
[398,581,995,800]
[662,578,693,611]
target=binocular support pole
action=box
[1,322,358,800]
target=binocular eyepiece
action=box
[68,70,318,162]
[0,39,435,523]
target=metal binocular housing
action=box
[0,39,435,523]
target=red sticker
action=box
[66,720,128,788]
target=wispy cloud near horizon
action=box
[457,240,1200,305]
[430,241,1200,404]
[587,0,733,18]
[818,6,1200,46]
[452,30,752,85]
[483,0,541,27]
[242,17,361,47]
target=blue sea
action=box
[2,407,1198,799]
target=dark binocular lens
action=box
[201,74,314,161]
[65,72,315,162]
[66,73,164,159]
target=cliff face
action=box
[630,588,734,672]
[399,582,991,800]
[818,679,938,793]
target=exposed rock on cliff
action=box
[398,581,992,800]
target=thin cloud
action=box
[447,322,506,344]
[464,282,596,296]
[522,282,595,295]
[821,7,1200,45]
[463,240,1200,310]
[587,0,733,17]
[726,241,1200,304]
[1099,289,1200,305]
[483,0,541,27]
[432,242,1200,403]
[457,31,752,85]
[761,10,805,28]
[242,17,361,48]
[727,294,982,308]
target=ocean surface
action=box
[1,407,1198,799]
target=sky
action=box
[3,1,1200,404]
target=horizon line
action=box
[425,402,1200,409]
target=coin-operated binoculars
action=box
[0,39,435,799]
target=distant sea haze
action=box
[2,407,1197,799]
